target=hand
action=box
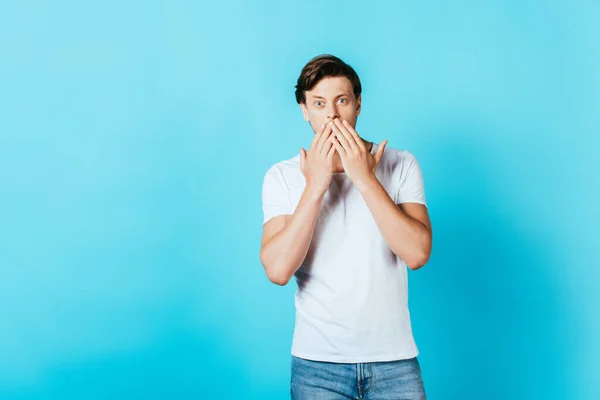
[330,118,387,187]
[300,123,337,194]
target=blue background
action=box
[1,1,598,399]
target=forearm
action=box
[356,177,431,269]
[260,184,325,285]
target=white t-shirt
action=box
[261,143,427,363]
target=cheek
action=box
[309,120,322,134]
[306,113,326,127]
[306,108,325,120]
[342,105,357,117]
[341,113,357,125]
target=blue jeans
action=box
[290,355,426,400]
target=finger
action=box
[375,140,388,164]
[327,143,336,161]
[300,148,306,169]
[321,134,335,155]
[317,126,334,153]
[341,120,365,151]
[333,119,358,153]
[311,123,328,148]
[314,124,332,151]
[331,121,353,154]
[334,119,361,152]
[332,136,347,157]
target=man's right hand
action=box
[300,123,336,194]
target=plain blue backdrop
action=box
[1,1,598,399]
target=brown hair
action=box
[294,54,362,104]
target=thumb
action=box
[375,140,388,165]
[300,148,306,170]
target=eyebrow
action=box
[311,93,349,100]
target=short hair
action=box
[294,54,362,105]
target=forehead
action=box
[306,76,353,97]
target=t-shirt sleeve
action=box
[262,165,294,224]
[395,152,427,207]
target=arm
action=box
[259,123,336,286]
[260,184,325,286]
[355,178,432,270]
[329,118,432,270]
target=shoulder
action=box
[263,152,301,179]
[376,143,420,173]
[262,152,302,194]
[385,146,417,162]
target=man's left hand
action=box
[330,118,387,188]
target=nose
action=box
[325,104,339,122]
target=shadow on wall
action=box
[411,124,577,399]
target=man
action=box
[260,54,432,399]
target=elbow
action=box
[406,260,426,271]
[260,251,291,286]
[405,250,431,271]
[265,268,290,286]
[406,236,432,270]
[269,275,290,286]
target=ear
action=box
[355,94,362,117]
[300,102,310,122]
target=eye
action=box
[315,101,323,107]
[339,98,347,104]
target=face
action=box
[300,76,362,134]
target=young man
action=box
[260,54,432,399]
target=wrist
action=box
[354,174,379,193]
[304,181,328,200]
